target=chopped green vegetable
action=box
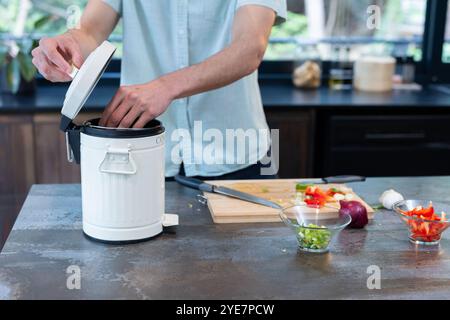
[296,223,331,250]
[370,204,385,211]
[295,183,312,192]
[261,187,269,193]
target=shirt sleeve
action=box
[103,0,122,16]
[236,0,287,25]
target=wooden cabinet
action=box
[0,109,312,195]
[265,108,314,178]
[33,114,75,184]
[33,113,100,184]
[0,115,35,195]
[0,112,100,195]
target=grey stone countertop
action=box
[1,177,450,300]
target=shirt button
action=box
[178,29,185,35]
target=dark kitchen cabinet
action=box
[0,112,101,195]
[0,115,35,195]
[0,109,313,195]
[2,105,450,195]
[316,112,450,177]
[34,114,77,184]
[265,108,314,178]
[33,113,100,184]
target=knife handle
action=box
[323,175,366,184]
[174,175,214,192]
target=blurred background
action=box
[3,0,449,93]
[0,0,436,67]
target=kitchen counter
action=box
[261,82,450,108]
[1,82,450,113]
[1,177,450,299]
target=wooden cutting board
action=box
[204,179,374,224]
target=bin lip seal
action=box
[82,118,165,138]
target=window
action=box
[0,0,442,83]
[265,0,427,61]
[4,0,427,61]
[443,1,450,62]
[0,0,123,57]
[0,0,86,35]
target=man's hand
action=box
[99,79,174,128]
[32,33,85,82]
[32,0,119,82]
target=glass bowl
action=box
[392,200,450,245]
[280,205,351,253]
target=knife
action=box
[174,175,282,209]
[296,175,366,184]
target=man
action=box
[32,0,287,179]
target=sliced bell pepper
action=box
[304,186,333,208]
[402,203,447,242]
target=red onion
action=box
[339,200,368,229]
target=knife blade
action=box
[214,185,282,209]
[174,175,282,209]
[297,175,366,184]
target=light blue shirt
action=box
[104,0,287,177]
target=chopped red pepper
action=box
[304,186,334,208]
[402,203,447,242]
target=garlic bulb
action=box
[379,189,404,210]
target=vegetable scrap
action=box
[296,223,331,250]
[295,184,354,208]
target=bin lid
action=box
[60,41,116,132]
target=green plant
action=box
[270,11,308,38]
[265,11,308,60]
[1,14,52,94]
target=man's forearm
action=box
[160,37,266,100]
[66,29,100,60]
[67,0,120,59]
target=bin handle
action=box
[99,147,137,175]
[65,132,74,163]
